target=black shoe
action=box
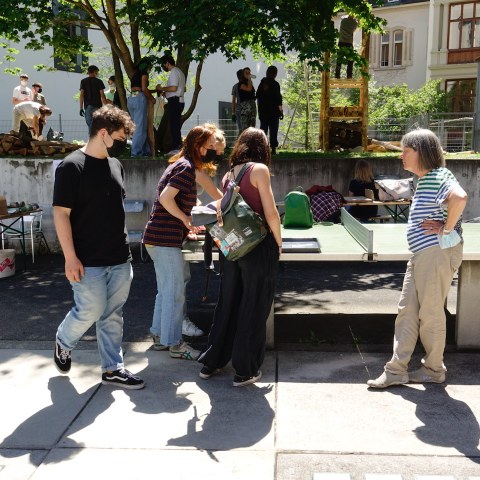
[54,341,71,374]
[199,365,220,379]
[271,147,277,155]
[233,370,262,387]
[101,369,145,390]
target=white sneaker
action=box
[182,318,205,337]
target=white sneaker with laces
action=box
[182,318,204,337]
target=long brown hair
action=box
[229,127,271,168]
[353,159,374,183]
[169,124,217,172]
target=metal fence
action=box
[0,112,475,152]
[368,113,475,152]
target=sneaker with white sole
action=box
[54,341,71,374]
[101,369,145,390]
[199,365,221,379]
[152,335,169,351]
[182,318,205,337]
[169,341,200,360]
[233,370,262,387]
[367,371,409,389]
[408,366,446,384]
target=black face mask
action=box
[215,154,224,163]
[106,138,127,157]
[37,88,43,93]
[201,148,217,163]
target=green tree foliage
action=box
[369,80,447,126]
[0,0,385,117]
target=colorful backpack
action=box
[283,187,314,229]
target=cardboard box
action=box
[0,195,7,216]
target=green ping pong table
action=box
[182,208,480,349]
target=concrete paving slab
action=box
[0,450,46,480]
[276,352,480,458]
[276,454,480,480]
[58,344,276,451]
[29,449,274,479]
[0,349,100,449]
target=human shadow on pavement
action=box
[391,384,480,464]
[0,376,110,464]
[166,376,274,451]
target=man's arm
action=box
[32,116,40,137]
[79,89,85,111]
[53,206,84,282]
[100,89,107,105]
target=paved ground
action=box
[0,252,479,480]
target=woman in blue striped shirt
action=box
[368,129,467,389]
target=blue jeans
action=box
[147,245,186,345]
[56,262,133,372]
[85,105,98,135]
[128,93,149,156]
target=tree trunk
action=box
[112,48,128,111]
[182,60,204,124]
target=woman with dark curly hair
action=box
[198,127,282,387]
[143,124,222,360]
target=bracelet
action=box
[443,229,452,234]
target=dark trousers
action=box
[335,41,354,79]
[199,234,279,378]
[168,96,184,150]
[260,116,280,149]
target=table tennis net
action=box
[341,208,373,255]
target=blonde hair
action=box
[353,159,374,183]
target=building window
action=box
[370,28,411,69]
[448,2,480,63]
[380,33,390,67]
[393,30,403,66]
[445,79,476,112]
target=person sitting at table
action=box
[348,159,379,222]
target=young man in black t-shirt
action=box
[53,105,144,390]
[79,65,107,135]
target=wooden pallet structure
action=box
[319,31,370,151]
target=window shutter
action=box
[370,33,380,69]
[403,28,413,66]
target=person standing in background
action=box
[31,83,46,105]
[105,76,121,107]
[156,54,186,155]
[238,67,257,133]
[231,69,243,134]
[128,58,156,157]
[12,73,33,106]
[256,66,283,155]
[32,83,47,136]
[79,65,107,134]
[335,15,358,79]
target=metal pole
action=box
[472,57,480,152]
[59,113,63,133]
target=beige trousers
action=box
[385,242,463,375]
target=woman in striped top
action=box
[143,124,222,360]
[368,129,467,389]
